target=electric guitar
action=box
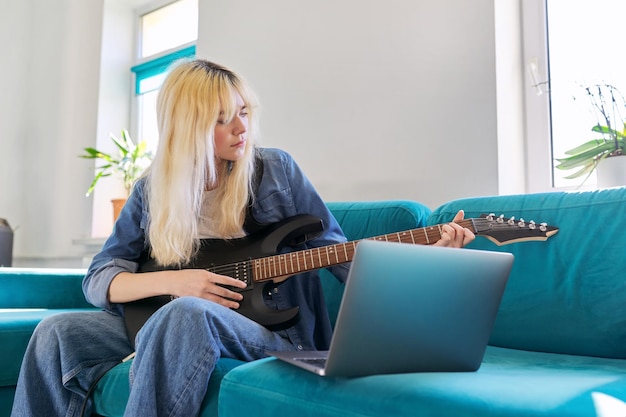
[123,213,558,343]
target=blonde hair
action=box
[146,59,260,266]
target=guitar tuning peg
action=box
[528,220,536,230]
[540,222,547,232]
[487,213,495,221]
[518,218,526,227]
[507,216,516,225]
[497,214,505,223]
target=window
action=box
[140,0,198,58]
[523,0,626,190]
[132,0,198,151]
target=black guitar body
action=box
[123,214,324,345]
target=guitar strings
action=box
[202,220,452,279]
[202,218,542,280]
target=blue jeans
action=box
[11,297,296,417]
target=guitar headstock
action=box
[470,213,559,246]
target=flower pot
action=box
[111,199,127,223]
[596,156,626,188]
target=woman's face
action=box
[213,94,249,163]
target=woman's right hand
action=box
[169,269,247,309]
[108,269,248,309]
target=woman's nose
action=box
[232,116,247,135]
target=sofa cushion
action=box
[0,308,98,387]
[0,388,15,417]
[218,346,626,417]
[427,188,626,358]
[93,358,245,417]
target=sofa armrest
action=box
[0,267,92,309]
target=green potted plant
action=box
[555,84,626,187]
[80,129,153,219]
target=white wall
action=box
[495,0,527,195]
[1,0,502,263]
[0,0,104,261]
[90,0,138,237]
[197,0,499,207]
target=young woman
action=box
[11,59,474,417]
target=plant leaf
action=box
[555,142,615,170]
[81,129,153,196]
[591,124,624,138]
[110,132,130,157]
[562,139,610,156]
[562,161,596,179]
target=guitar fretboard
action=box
[251,220,474,282]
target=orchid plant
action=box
[555,84,626,183]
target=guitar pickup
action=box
[210,261,252,289]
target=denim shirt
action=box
[83,147,350,350]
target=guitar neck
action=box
[251,220,471,283]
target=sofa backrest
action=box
[0,268,91,309]
[428,187,626,359]
[321,200,432,327]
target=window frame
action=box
[521,0,554,193]
[129,0,197,149]
[520,0,601,193]
[131,43,196,95]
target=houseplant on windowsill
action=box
[555,84,626,188]
[80,129,153,220]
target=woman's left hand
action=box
[434,210,475,248]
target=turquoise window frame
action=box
[131,44,196,94]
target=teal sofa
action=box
[0,269,97,416]
[2,191,626,416]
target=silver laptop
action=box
[267,239,513,377]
